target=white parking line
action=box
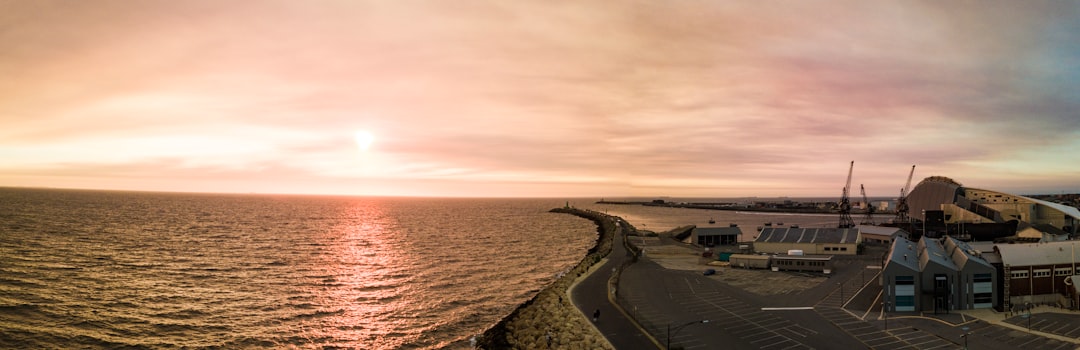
[749,334,782,344]
[761,307,815,311]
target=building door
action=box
[934,274,950,314]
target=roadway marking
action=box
[761,307,815,311]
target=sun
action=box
[354,130,375,152]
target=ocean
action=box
[0,188,598,349]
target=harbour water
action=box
[585,200,896,241]
[0,188,598,349]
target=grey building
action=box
[918,238,959,313]
[882,236,994,312]
[882,236,921,311]
[943,237,996,309]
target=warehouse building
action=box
[857,225,909,245]
[994,241,1080,310]
[729,254,771,269]
[691,226,742,246]
[754,227,861,255]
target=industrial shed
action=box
[994,241,1080,310]
[729,254,771,269]
[771,254,833,274]
[691,226,742,246]
[856,225,909,245]
[754,227,861,255]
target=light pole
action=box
[883,301,888,331]
[922,210,926,237]
[961,326,971,350]
[839,282,844,306]
[667,320,709,349]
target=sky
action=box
[2,1,1079,198]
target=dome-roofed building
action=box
[905,176,1079,240]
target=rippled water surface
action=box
[0,188,597,349]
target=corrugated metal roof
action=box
[885,236,920,271]
[855,225,904,235]
[943,236,994,270]
[754,227,858,244]
[919,238,958,271]
[995,241,1080,267]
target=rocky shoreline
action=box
[475,208,617,349]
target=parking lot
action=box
[621,234,1080,350]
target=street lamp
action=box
[839,282,845,306]
[667,320,709,349]
[1026,302,1033,330]
[882,301,888,331]
[922,210,926,237]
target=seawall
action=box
[476,208,617,349]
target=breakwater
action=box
[597,200,839,214]
[476,208,617,349]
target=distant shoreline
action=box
[594,200,858,215]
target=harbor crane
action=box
[894,165,916,223]
[860,184,875,225]
[838,161,855,229]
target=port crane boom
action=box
[860,184,875,225]
[894,165,916,223]
[838,161,855,228]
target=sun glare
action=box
[355,130,375,152]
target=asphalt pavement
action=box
[569,216,659,349]
[574,214,1080,350]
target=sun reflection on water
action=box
[296,199,419,349]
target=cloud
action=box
[2,1,1078,196]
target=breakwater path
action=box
[563,210,657,349]
[476,208,654,349]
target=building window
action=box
[896,276,914,285]
[1033,269,1052,278]
[973,293,992,304]
[896,295,915,307]
[974,273,992,283]
[1011,271,1029,279]
[1057,268,1072,276]
[840,247,848,251]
